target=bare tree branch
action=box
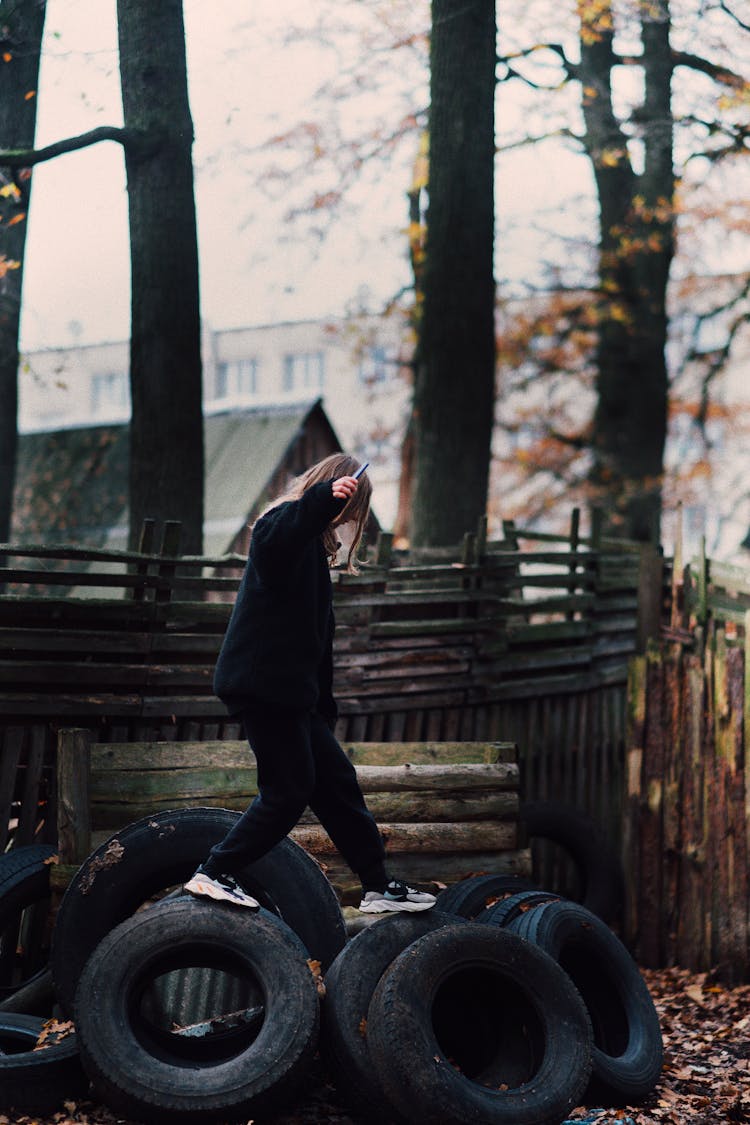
[0,125,154,167]
[718,0,750,33]
[684,275,750,430]
[672,49,749,88]
[497,42,578,85]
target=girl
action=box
[185,453,436,913]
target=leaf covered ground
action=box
[1,966,748,1125]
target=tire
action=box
[322,911,467,1123]
[51,806,346,1014]
[0,845,55,996]
[435,874,538,919]
[74,896,320,1124]
[521,801,625,923]
[478,889,561,928]
[367,923,593,1125]
[0,1012,88,1113]
[507,899,663,1103]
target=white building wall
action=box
[19,316,412,530]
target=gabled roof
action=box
[13,399,344,556]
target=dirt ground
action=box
[1,966,748,1125]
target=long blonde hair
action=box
[259,453,372,572]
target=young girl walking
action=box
[185,453,436,914]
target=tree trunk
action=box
[117,0,203,553]
[410,0,496,547]
[582,0,673,543]
[0,0,46,545]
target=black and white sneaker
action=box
[184,867,259,910]
[358,880,436,913]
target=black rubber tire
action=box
[367,922,593,1125]
[0,1012,88,1113]
[521,800,625,923]
[0,845,55,996]
[74,896,320,1124]
[507,899,663,1104]
[322,911,468,1123]
[478,889,561,928]
[435,874,538,918]
[51,806,346,1014]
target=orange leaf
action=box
[2,52,12,62]
[7,212,26,227]
[24,89,36,100]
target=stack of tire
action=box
[322,874,663,1125]
[1,807,348,1121]
[0,802,663,1125]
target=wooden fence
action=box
[1,516,646,876]
[624,520,750,982]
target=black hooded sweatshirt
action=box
[213,481,346,725]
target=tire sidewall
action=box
[74,898,319,1120]
[52,806,345,1013]
[367,923,593,1125]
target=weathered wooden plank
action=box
[637,644,666,967]
[676,653,706,970]
[56,728,92,864]
[0,694,142,717]
[0,662,152,688]
[89,761,518,801]
[300,790,519,823]
[0,727,24,852]
[15,725,48,846]
[89,738,517,774]
[0,628,152,655]
[292,820,517,855]
[90,767,260,802]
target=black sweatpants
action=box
[206,704,387,885]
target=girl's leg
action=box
[204,704,315,876]
[306,712,388,888]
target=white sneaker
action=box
[358,880,436,913]
[184,867,259,910]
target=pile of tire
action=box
[1,807,348,1121]
[321,875,662,1125]
[0,808,661,1125]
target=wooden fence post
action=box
[156,521,182,603]
[636,543,664,653]
[132,518,155,602]
[56,728,92,865]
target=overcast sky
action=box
[20,0,595,352]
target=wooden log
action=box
[56,728,92,865]
[89,767,260,802]
[299,790,519,824]
[88,740,517,771]
[291,820,517,855]
[355,763,518,793]
[88,762,518,804]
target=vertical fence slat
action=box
[675,652,707,969]
[638,643,666,966]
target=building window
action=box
[359,345,389,386]
[216,358,258,399]
[91,371,128,416]
[282,352,325,393]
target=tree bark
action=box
[117,0,204,553]
[0,0,46,545]
[410,0,496,547]
[582,0,674,542]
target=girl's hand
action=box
[332,475,358,501]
